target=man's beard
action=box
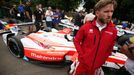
[99,18,111,24]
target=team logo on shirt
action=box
[88,29,93,33]
[105,31,113,35]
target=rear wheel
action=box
[7,36,24,58]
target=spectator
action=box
[9,4,18,19]
[45,6,53,28]
[38,4,43,12]
[122,22,128,29]
[33,4,44,32]
[61,10,65,19]
[24,1,33,33]
[73,10,85,36]
[83,9,95,24]
[112,18,118,24]
[73,0,117,75]
[116,35,134,75]
[18,3,25,21]
[24,1,32,22]
[74,10,84,27]
[52,8,61,30]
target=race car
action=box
[2,26,77,63]
[1,20,130,70]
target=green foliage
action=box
[84,0,134,22]
[83,0,97,12]
[0,0,134,22]
[32,0,81,11]
[58,0,81,11]
[0,0,4,5]
[114,0,134,22]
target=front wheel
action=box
[7,36,24,58]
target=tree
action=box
[0,0,4,6]
[32,0,81,11]
[114,0,134,23]
[83,0,97,12]
[58,0,81,11]
[1,0,133,22]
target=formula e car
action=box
[2,26,77,64]
[1,20,130,70]
[0,19,77,65]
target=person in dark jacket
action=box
[115,35,134,75]
[24,1,33,33]
[33,4,43,32]
[73,0,117,75]
[74,10,84,27]
[10,4,18,19]
[18,3,25,21]
[73,11,85,36]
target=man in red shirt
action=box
[73,0,117,75]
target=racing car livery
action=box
[3,28,77,63]
[1,20,130,70]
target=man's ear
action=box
[95,10,99,17]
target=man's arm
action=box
[74,26,85,57]
[120,44,134,60]
[25,11,31,20]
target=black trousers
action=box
[114,66,131,75]
[34,20,43,32]
[46,21,52,28]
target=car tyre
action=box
[7,36,24,58]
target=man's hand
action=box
[120,44,134,60]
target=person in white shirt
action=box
[83,9,95,24]
[45,6,53,28]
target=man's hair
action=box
[94,0,117,11]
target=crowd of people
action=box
[8,1,63,32]
[0,0,96,34]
